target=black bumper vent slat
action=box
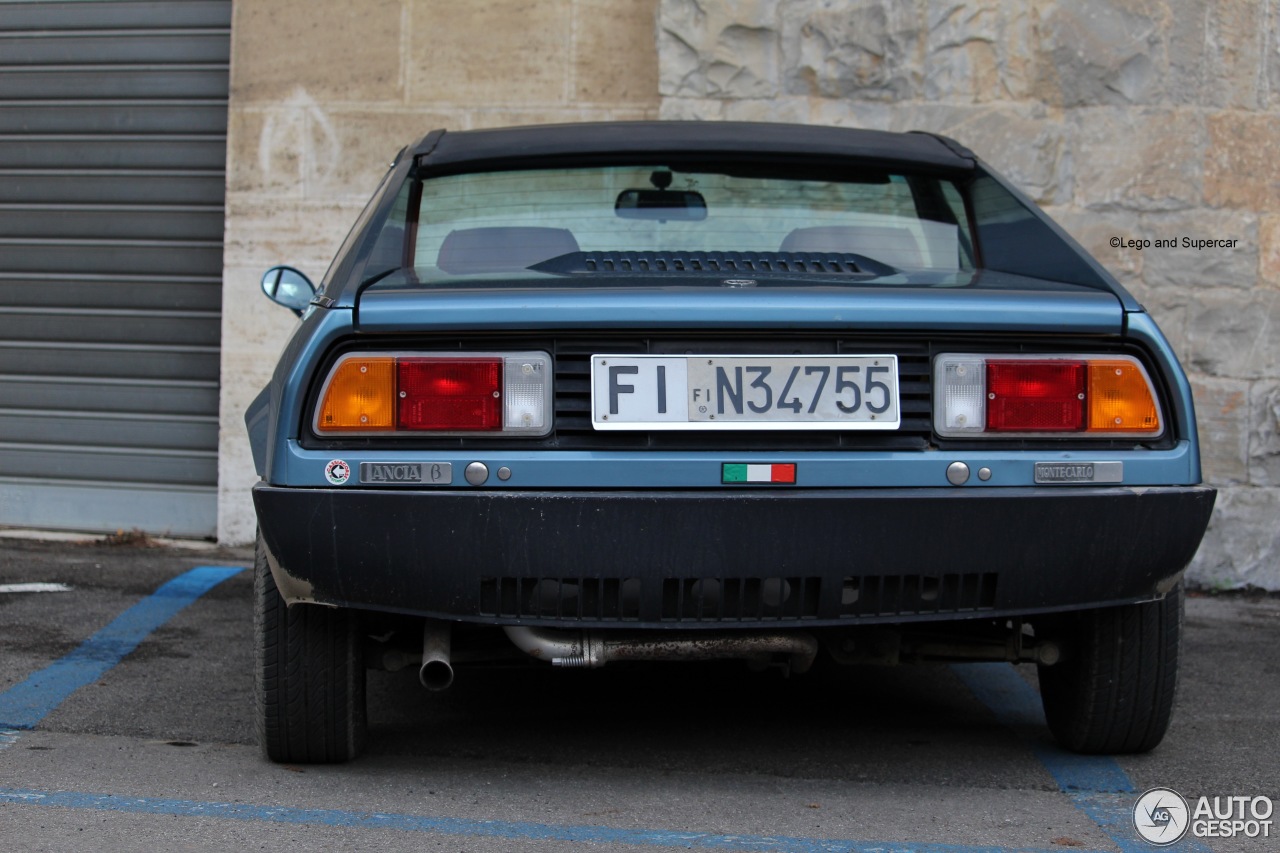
[479,571,996,624]
[661,576,823,621]
[839,572,997,617]
[479,576,643,621]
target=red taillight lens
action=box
[986,360,1086,431]
[396,358,502,431]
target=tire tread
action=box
[254,532,366,763]
[1039,588,1181,754]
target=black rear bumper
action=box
[253,484,1215,628]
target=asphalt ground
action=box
[0,535,1276,852]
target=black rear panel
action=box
[550,336,932,451]
[303,332,932,452]
[301,332,1170,452]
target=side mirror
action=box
[260,266,316,316]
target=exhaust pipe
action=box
[503,626,818,673]
[418,620,454,691]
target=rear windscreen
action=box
[366,165,976,282]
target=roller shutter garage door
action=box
[0,1,229,537]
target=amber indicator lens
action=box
[396,358,503,431]
[317,357,395,431]
[986,360,1086,431]
[1088,360,1160,432]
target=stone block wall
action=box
[216,0,660,545]
[658,0,1279,588]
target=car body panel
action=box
[275,442,1200,489]
[1120,310,1201,473]
[354,278,1125,335]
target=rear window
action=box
[367,165,976,282]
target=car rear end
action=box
[247,123,1215,762]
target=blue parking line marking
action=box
[0,586,1207,853]
[0,786,1109,853]
[0,565,244,730]
[952,664,1210,853]
[951,663,1132,794]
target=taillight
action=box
[314,351,552,436]
[934,354,1162,438]
[397,358,502,431]
[986,361,1085,432]
[1088,359,1161,433]
[316,356,395,432]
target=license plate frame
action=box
[590,354,900,431]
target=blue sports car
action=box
[247,122,1215,762]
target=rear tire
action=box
[254,532,367,762]
[1038,587,1182,754]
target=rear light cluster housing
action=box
[934,353,1163,438]
[312,349,1162,440]
[314,351,552,436]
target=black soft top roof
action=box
[411,121,976,175]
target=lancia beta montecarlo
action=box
[247,121,1216,763]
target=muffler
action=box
[503,625,818,673]
[418,620,454,690]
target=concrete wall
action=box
[218,0,1278,590]
[216,0,660,545]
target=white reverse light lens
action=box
[504,355,549,431]
[937,357,985,433]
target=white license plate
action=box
[590,355,900,430]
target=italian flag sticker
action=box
[722,463,796,484]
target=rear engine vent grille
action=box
[480,576,641,621]
[661,576,822,621]
[840,572,997,617]
[478,572,995,624]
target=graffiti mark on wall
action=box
[258,87,340,187]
